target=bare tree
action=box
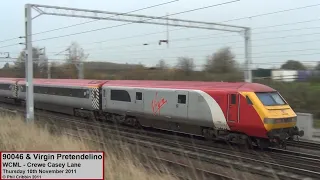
[65,42,89,79]
[14,47,44,78]
[156,59,168,69]
[2,63,10,69]
[38,48,48,77]
[204,47,237,73]
[176,57,195,74]
[66,42,88,64]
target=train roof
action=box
[0,78,23,83]
[0,77,275,92]
[102,80,275,92]
[17,79,108,87]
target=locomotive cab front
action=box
[254,91,304,143]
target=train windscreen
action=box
[255,92,286,106]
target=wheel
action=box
[256,138,270,150]
[246,137,254,149]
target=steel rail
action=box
[1,103,319,179]
[287,140,320,151]
[50,121,318,180]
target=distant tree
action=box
[176,57,195,74]
[38,48,49,78]
[156,59,168,69]
[65,42,89,78]
[204,47,237,73]
[315,62,320,70]
[3,63,10,69]
[281,60,306,70]
[66,42,88,64]
[14,47,45,78]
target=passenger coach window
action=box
[110,89,131,102]
[31,86,89,99]
[246,96,253,105]
[178,95,186,104]
[0,84,11,90]
[136,92,142,100]
[230,94,236,104]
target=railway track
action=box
[287,140,320,151]
[65,130,239,180]
[1,103,320,180]
[0,105,239,180]
[54,119,320,180]
[38,114,320,180]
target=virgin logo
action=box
[151,92,168,115]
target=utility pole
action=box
[244,28,252,83]
[25,4,34,122]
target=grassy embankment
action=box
[0,113,178,180]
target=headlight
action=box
[264,117,296,124]
[292,116,297,122]
[264,118,274,124]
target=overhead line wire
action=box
[59,47,320,59]
[2,52,320,64]
[0,0,180,44]
[9,32,320,56]
[46,31,320,55]
[221,3,320,22]
[2,2,319,51]
[31,0,180,36]
[30,0,241,43]
[45,2,320,45]
[36,2,320,43]
[0,1,318,48]
[45,19,320,54]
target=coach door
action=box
[133,89,144,113]
[227,93,240,123]
[102,88,108,109]
[175,90,188,119]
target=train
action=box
[0,77,304,149]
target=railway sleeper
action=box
[74,109,95,120]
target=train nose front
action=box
[265,117,304,142]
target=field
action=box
[0,113,178,180]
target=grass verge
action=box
[0,113,178,180]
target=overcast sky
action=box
[0,0,320,69]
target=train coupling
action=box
[290,126,304,137]
[267,126,304,140]
[267,126,304,149]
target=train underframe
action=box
[2,97,303,150]
[75,109,305,150]
[62,107,305,150]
